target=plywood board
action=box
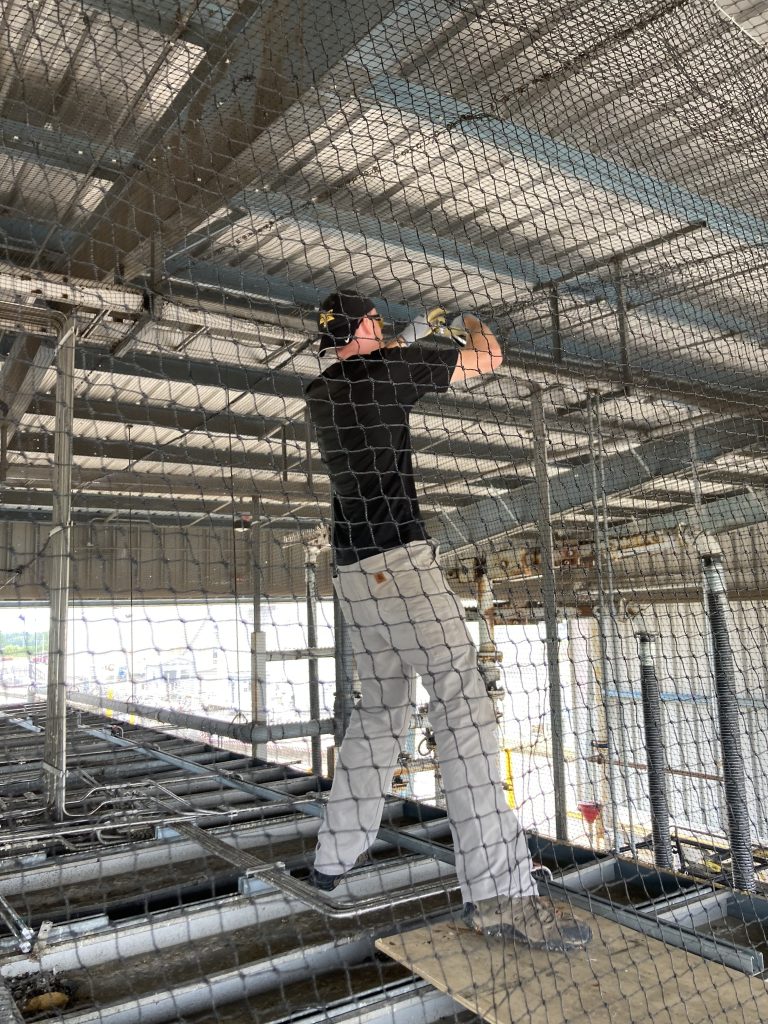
[376,911,768,1024]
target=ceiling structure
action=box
[1,0,768,587]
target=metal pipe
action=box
[80,725,461,868]
[701,555,756,892]
[530,220,706,292]
[305,405,313,492]
[549,286,561,363]
[598,399,638,855]
[169,819,458,921]
[531,389,567,840]
[306,553,322,776]
[67,692,333,745]
[250,497,267,761]
[43,316,77,820]
[612,259,631,388]
[588,396,621,851]
[636,633,674,869]
[0,421,8,482]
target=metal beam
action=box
[0,488,238,517]
[0,334,56,447]
[196,190,768,360]
[0,505,318,529]
[72,341,307,398]
[0,243,763,416]
[214,186,539,291]
[556,273,768,350]
[0,464,493,513]
[65,342,542,440]
[165,257,416,326]
[531,391,567,841]
[44,318,77,819]
[9,432,476,490]
[10,431,326,476]
[608,491,768,539]
[31,395,297,443]
[165,264,768,413]
[371,76,768,262]
[0,118,133,179]
[81,0,232,49]
[0,464,312,499]
[428,418,768,552]
[71,0,404,280]
[69,692,333,746]
[62,935,375,1024]
[28,396,532,467]
[0,214,84,260]
[0,262,143,313]
[0,487,237,516]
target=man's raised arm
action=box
[450,314,503,383]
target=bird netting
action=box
[2,0,768,1020]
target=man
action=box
[304,292,590,951]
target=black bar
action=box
[637,633,674,870]
[701,555,756,893]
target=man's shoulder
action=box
[304,358,374,399]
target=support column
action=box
[0,422,7,482]
[702,555,755,892]
[588,396,621,851]
[305,540,323,777]
[43,317,77,821]
[636,633,674,869]
[549,285,562,364]
[250,497,267,761]
[612,258,631,389]
[531,389,567,840]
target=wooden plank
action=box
[376,911,768,1024]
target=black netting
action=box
[2,0,768,1020]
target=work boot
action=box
[306,850,374,891]
[463,896,592,951]
[307,868,341,891]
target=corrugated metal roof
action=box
[2,0,767,547]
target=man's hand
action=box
[397,312,434,347]
[428,308,468,346]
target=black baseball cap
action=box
[317,292,375,354]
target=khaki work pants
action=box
[314,540,537,903]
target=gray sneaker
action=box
[463,896,592,951]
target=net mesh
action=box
[1,0,768,1019]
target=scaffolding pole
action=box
[588,397,621,852]
[43,316,77,821]
[702,555,756,893]
[637,633,674,869]
[305,550,322,777]
[251,497,268,761]
[531,389,567,840]
[68,691,333,744]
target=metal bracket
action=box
[0,896,35,954]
